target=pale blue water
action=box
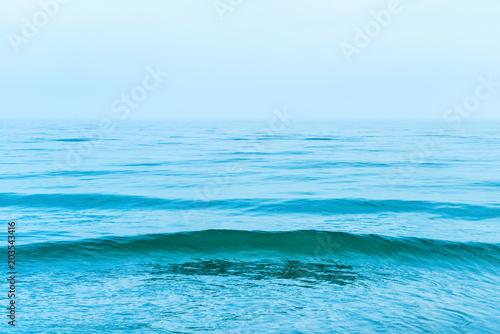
[1,120,500,333]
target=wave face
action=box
[20,230,500,265]
[3,120,500,332]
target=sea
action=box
[1,119,499,333]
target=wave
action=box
[470,181,500,188]
[53,138,96,142]
[20,230,500,266]
[2,193,500,220]
[304,137,340,141]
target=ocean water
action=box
[1,119,500,333]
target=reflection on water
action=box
[149,259,358,285]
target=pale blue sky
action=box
[1,0,500,120]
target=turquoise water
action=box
[1,120,500,333]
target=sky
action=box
[1,0,500,121]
